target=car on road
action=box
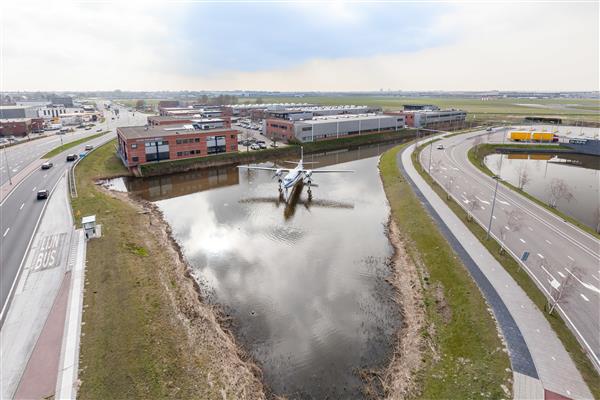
[258,143,267,149]
[436,144,444,150]
[85,127,91,130]
[250,144,260,150]
[41,162,53,169]
[66,154,78,161]
[486,127,493,132]
[96,128,102,132]
[85,144,94,150]
[36,189,49,200]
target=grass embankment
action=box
[380,145,511,399]
[469,143,600,238]
[413,143,600,398]
[140,129,414,176]
[72,140,263,399]
[42,131,109,159]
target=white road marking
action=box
[3,228,9,237]
[565,267,600,294]
[558,271,566,278]
[475,195,490,205]
[545,239,552,245]
[504,226,510,230]
[537,253,544,259]
[580,294,590,302]
[592,275,600,282]
[567,255,574,261]
[528,226,533,231]
[19,203,24,210]
[519,238,526,243]
[32,187,36,192]
[480,206,486,210]
[492,215,496,219]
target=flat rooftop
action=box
[118,125,234,140]
[0,118,33,123]
[298,114,399,125]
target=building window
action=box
[132,156,139,162]
[230,144,236,151]
[194,138,200,142]
[230,135,236,139]
[131,143,137,149]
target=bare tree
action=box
[516,164,531,190]
[498,209,524,253]
[443,175,454,200]
[548,264,582,315]
[548,178,574,208]
[465,194,481,222]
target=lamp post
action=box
[428,140,433,175]
[486,126,507,238]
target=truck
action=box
[532,132,556,142]
[510,131,531,141]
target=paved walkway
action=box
[1,175,86,399]
[399,141,593,400]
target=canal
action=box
[485,152,600,230]
[108,143,403,398]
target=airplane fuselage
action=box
[281,162,305,190]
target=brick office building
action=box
[117,124,239,169]
[0,117,45,136]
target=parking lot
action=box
[234,119,288,151]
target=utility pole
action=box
[486,126,506,238]
[3,139,13,185]
[428,141,433,175]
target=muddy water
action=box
[485,152,600,230]
[111,143,402,398]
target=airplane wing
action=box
[302,169,354,173]
[237,166,290,172]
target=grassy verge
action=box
[72,140,259,399]
[413,144,600,398]
[42,131,109,159]
[140,129,415,175]
[380,145,511,399]
[468,143,600,238]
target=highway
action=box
[420,127,600,371]
[0,106,147,322]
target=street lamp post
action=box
[428,140,433,174]
[486,126,507,238]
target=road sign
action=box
[521,251,530,262]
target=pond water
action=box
[485,152,600,230]
[107,143,402,398]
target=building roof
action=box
[118,125,235,140]
[0,105,33,110]
[297,114,400,125]
[0,118,32,123]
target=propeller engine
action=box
[272,168,283,180]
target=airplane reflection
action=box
[240,182,354,220]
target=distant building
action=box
[265,114,405,143]
[158,100,180,110]
[386,109,467,129]
[0,105,39,119]
[0,118,44,136]
[116,124,239,169]
[403,104,440,111]
[147,115,231,128]
[51,96,74,107]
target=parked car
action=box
[85,127,92,130]
[41,162,53,170]
[37,189,49,200]
[258,143,267,149]
[96,128,102,132]
[270,142,278,148]
[486,127,493,132]
[436,144,444,150]
[66,154,78,161]
[85,144,94,150]
[250,144,260,150]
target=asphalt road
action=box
[0,107,147,321]
[421,127,600,370]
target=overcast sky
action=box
[1,1,598,92]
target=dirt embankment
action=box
[379,219,429,400]
[108,188,266,399]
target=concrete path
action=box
[1,175,85,399]
[399,141,593,399]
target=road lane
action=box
[421,126,600,371]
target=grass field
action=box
[42,131,109,159]
[468,143,600,238]
[413,142,600,399]
[244,96,600,122]
[380,145,511,399]
[72,140,262,399]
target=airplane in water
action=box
[237,147,354,201]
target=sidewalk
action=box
[399,142,592,400]
[1,175,86,399]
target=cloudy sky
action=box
[1,1,598,91]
